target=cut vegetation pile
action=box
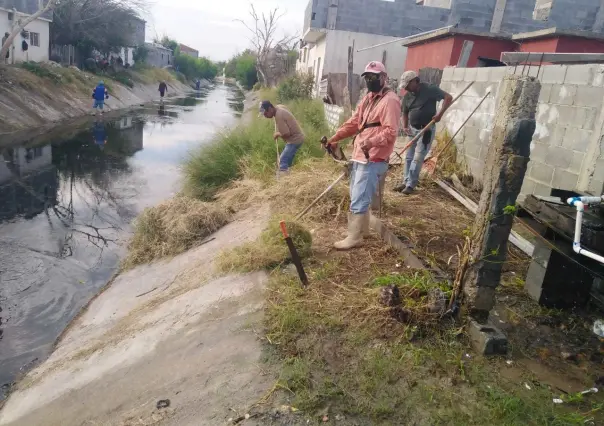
[123,196,230,270]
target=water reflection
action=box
[0,84,245,397]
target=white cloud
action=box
[145,0,306,61]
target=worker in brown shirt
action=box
[260,100,305,172]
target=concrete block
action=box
[591,65,604,87]
[529,162,554,184]
[468,320,508,356]
[534,181,552,196]
[550,85,578,106]
[588,179,604,195]
[574,86,604,108]
[538,84,552,103]
[475,67,491,82]
[545,146,573,168]
[452,67,465,82]
[465,67,477,82]
[591,159,604,183]
[530,142,548,162]
[556,105,576,126]
[489,66,511,82]
[442,66,454,82]
[562,128,592,153]
[520,177,537,196]
[583,108,598,130]
[526,261,547,302]
[549,125,568,147]
[541,65,567,84]
[569,152,586,174]
[552,169,579,190]
[565,64,594,85]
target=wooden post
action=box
[347,40,354,111]
[463,75,540,323]
[382,49,387,68]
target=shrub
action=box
[225,51,258,89]
[111,72,134,88]
[277,73,315,103]
[252,82,262,91]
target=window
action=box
[311,12,316,20]
[30,32,39,47]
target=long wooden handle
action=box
[295,172,347,220]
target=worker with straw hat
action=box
[394,70,453,195]
[325,61,400,250]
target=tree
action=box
[1,0,58,62]
[51,0,147,59]
[225,51,257,89]
[236,4,296,86]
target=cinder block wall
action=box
[439,64,604,200]
[324,104,345,132]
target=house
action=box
[0,0,53,63]
[113,16,145,66]
[298,0,452,93]
[145,42,173,68]
[178,43,198,58]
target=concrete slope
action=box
[0,205,272,426]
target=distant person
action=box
[159,81,168,101]
[92,81,109,115]
[2,32,10,64]
[394,70,453,195]
[195,79,201,91]
[93,120,107,148]
[260,100,305,172]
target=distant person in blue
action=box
[195,79,201,91]
[159,81,168,102]
[93,120,107,148]
[92,81,109,115]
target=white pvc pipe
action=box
[568,196,604,264]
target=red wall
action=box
[556,37,604,53]
[404,37,456,72]
[518,38,559,52]
[451,36,517,67]
[405,35,517,72]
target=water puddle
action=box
[0,83,245,398]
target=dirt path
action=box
[0,206,272,426]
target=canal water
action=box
[0,83,245,397]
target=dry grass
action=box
[122,196,230,270]
[216,218,313,273]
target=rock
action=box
[379,285,401,307]
[468,319,508,356]
[156,399,170,409]
[561,351,578,362]
[427,288,447,315]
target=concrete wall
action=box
[0,11,50,63]
[324,103,345,132]
[439,63,604,200]
[304,0,604,37]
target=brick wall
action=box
[439,64,604,200]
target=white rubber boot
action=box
[361,211,371,237]
[334,212,366,250]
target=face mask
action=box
[366,78,384,93]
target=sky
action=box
[144,0,307,61]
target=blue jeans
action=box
[279,143,302,171]
[350,161,389,214]
[403,125,436,189]
[93,99,104,110]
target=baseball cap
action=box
[400,71,418,89]
[259,100,273,114]
[361,61,387,76]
